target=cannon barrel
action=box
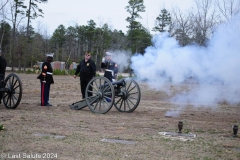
[112,79,125,87]
[99,79,126,90]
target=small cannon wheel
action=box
[85,77,115,114]
[114,79,141,113]
[2,73,22,109]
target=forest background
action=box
[0,0,240,72]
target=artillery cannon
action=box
[70,77,141,114]
[0,73,22,109]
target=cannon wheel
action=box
[85,77,115,114]
[114,79,141,113]
[2,73,22,109]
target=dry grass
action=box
[0,73,240,160]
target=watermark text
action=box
[1,152,58,159]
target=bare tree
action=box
[0,0,9,48]
[216,0,240,22]
[170,8,193,46]
[25,0,48,71]
[9,0,26,70]
[0,0,9,11]
[190,0,218,45]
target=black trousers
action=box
[80,80,92,99]
[0,74,4,103]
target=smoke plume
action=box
[131,14,240,108]
[111,50,132,73]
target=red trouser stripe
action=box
[41,82,45,106]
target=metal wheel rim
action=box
[114,78,141,112]
[3,73,22,109]
[85,77,115,114]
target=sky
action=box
[31,0,194,35]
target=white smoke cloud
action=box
[165,106,185,118]
[131,14,240,107]
[111,50,132,73]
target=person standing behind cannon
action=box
[101,52,118,82]
[0,49,7,105]
[37,54,54,106]
[74,51,96,99]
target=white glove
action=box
[102,57,105,63]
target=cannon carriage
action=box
[70,77,141,114]
[0,73,22,109]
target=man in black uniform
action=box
[37,54,54,106]
[74,51,96,99]
[101,52,118,82]
[0,49,7,104]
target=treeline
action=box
[0,0,239,71]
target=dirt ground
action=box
[0,72,240,160]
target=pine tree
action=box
[153,9,171,33]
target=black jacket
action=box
[0,56,7,76]
[75,59,96,81]
[37,61,54,84]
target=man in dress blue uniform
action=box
[101,52,118,102]
[37,53,54,106]
[101,52,118,82]
[0,49,7,105]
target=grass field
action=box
[0,73,240,160]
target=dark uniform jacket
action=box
[101,60,118,81]
[0,56,7,80]
[75,59,96,81]
[37,61,54,84]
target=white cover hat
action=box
[46,53,54,58]
[105,52,112,56]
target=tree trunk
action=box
[25,0,32,72]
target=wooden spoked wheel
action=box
[85,77,115,114]
[113,79,141,113]
[2,73,22,109]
